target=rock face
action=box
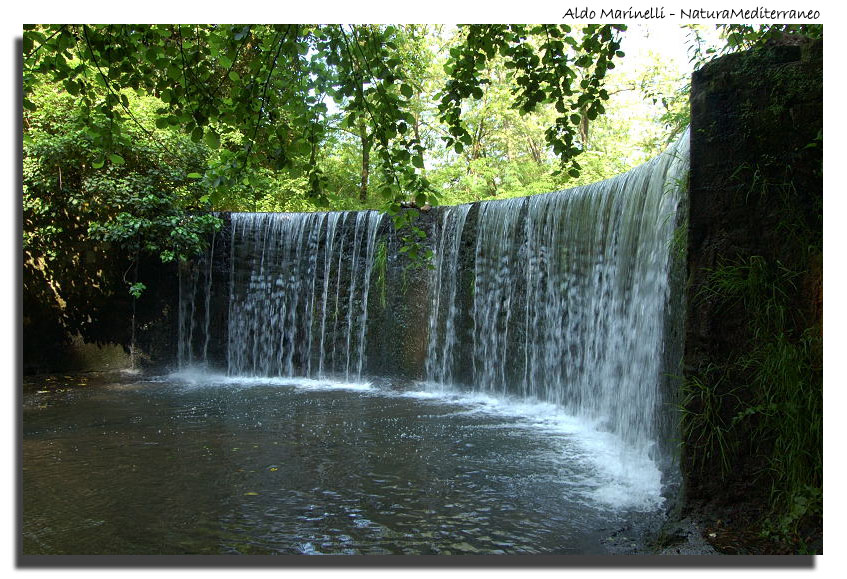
[687,40,822,368]
[682,38,822,547]
[360,210,437,381]
[22,250,180,374]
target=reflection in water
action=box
[23,374,663,555]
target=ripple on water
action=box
[23,374,665,555]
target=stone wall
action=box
[22,251,179,374]
[687,39,822,368]
[362,211,437,382]
[682,38,822,533]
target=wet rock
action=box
[654,518,719,555]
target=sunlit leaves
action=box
[438,24,625,179]
[717,24,822,53]
[23,21,635,250]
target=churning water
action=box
[426,132,689,458]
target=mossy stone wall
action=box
[683,38,822,543]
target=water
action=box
[469,134,688,454]
[424,133,688,458]
[219,210,383,381]
[425,204,472,386]
[179,135,686,460]
[56,134,690,556]
[22,373,662,555]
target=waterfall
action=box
[424,204,472,385]
[180,210,384,380]
[178,132,688,457]
[428,132,689,454]
[178,230,220,369]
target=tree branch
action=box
[80,25,182,165]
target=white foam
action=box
[397,381,666,512]
[162,368,373,392]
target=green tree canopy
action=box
[24,24,626,207]
[23,23,630,297]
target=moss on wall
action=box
[683,38,822,552]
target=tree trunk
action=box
[579,107,590,147]
[359,123,371,204]
[527,136,542,165]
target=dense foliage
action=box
[23,24,624,203]
[23,24,638,290]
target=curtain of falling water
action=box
[179,210,384,381]
[179,132,688,456]
[424,204,472,386]
[435,132,690,454]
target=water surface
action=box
[23,373,664,555]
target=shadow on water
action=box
[23,372,668,557]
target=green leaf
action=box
[412,155,425,169]
[92,158,105,169]
[400,83,413,98]
[109,154,125,166]
[204,130,221,149]
[229,70,240,82]
[128,282,146,298]
[187,172,203,179]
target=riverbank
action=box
[600,505,717,556]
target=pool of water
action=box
[22,372,666,555]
